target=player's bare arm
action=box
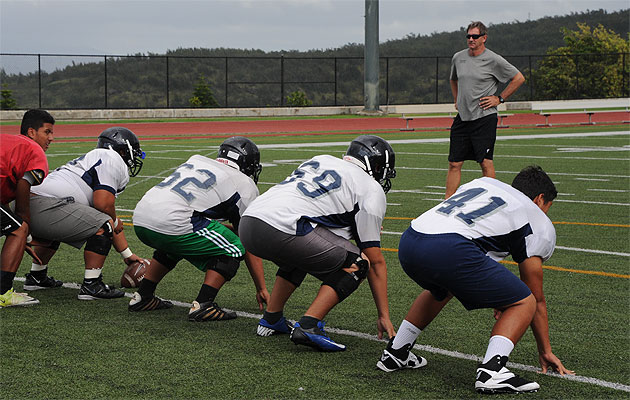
[93,189,123,234]
[519,256,574,375]
[480,71,526,110]
[244,251,269,310]
[450,79,458,110]
[363,246,395,339]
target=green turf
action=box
[1,124,629,399]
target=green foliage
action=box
[0,84,17,109]
[189,76,219,107]
[533,23,630,99]
[286,90,312,106]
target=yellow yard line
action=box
[381,248,629,279]
[500,260,630,279]
[552,221,630,228]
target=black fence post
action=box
[166,56,170,108]
[224,57,228,107]
[37,54,41,108]
[529,55,533,100]
[575,55,579,98]
[334,57,338,106]
[623,53,627,97]
[435,57,439,103]
[280,55,285,106]
[385,57,389,105]
[104,56,108,108]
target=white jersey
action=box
[411,177,555,263]
[243,155,386,249]
[133,155,259,235]
[31,148,129,206]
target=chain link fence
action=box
[1,53,628,110]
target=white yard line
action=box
[14,277,629,393]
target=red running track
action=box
[1,112,627,139]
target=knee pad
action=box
[101,221,114,239]
[276,268,307,287]
[322,254,369,302]
[210,256,241,281]
[153,250,178,271]
[84,232,112,256]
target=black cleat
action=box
[128,292,173,311]
[77,275,125,300]
[23,272,63,291]
[475,355,540,394]
[376,337,427,372]
[188,300,237,322]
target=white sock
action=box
[391,319,421,350]
[84,268,102,280]
[483,335,515,363]
[31,263,47,272]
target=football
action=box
[120,259,149,288]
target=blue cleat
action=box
[257,316,293,337]
[290,321,346,352]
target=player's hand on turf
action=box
[256,288,270,311]
[123,253,143,266]
[377,316,396,340]
[493,309,502,320]
[539,352,575,375]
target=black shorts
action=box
[1,204,23,237]
[448,113,498,163]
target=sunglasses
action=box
[466,34,485,39]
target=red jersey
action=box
[0,134,48,204]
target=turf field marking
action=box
[588,188,628,192]
[499,260,630,279]
[14,277,628,393]
[379,245,629,279]
[395,151,630,162]
[396,166,629,179]
[554,199,629,206]
[384,217,630,228]
[575,178,610,182]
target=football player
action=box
[0,109,54,307]
[376,165,574,393]
[129,136,269,321]
[239,135,397,352]
[27,127,145,300]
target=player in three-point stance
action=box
[130,136,269,321]
[28,127,145,300]
[376,165,574,394]
[240,135,397,351]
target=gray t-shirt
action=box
[450,48,519,121]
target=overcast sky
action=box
[0,0,628,55]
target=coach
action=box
[445,21,525,199]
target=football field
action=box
[1,121,629,399]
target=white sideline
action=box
[13,277,630,393]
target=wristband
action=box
[114,218,120,228]
[27,234,33,244]
[120,248,133,259]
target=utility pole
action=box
[362,0,381,114]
